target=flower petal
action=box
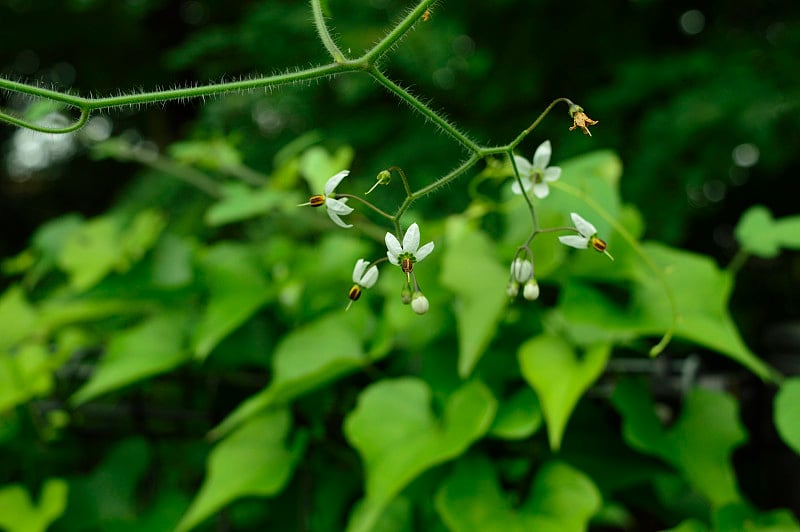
[532,182,550,199]
[513,155,532,178]
[353,259,370,283]
[360,265,379,288]
[324,170,350,196]
[326,197,354,215]
[570,212,597,238]
[415,241,435,262]
[558,235,590,249]
[543,166,561,183]
[402,223,421,254]
[385,232,402,264]
[532,140,552,170]
[328,209,353,228]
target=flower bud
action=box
[523,279,540,301]
[510,258,533,283]
[411,292,429,315]
[507,281,520,297]
[401,284,412,305]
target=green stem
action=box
[508,97,572,150]
[362,0,438,64]
[336,193,395,220]
[368,66,481,154]
[310,0,346,62]
[507,148,539,233]
[388,166,413,197]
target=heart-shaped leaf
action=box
[344,378,496,532]
[519,334,610,450]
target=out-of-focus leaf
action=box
[488,386,543,440]
[734,205,800,258]
[116,210,166,271]
[612,379,747,507]
[344,378,496,532]
[0,342,53,412]
[774,377,800,456]
[662,519,710,532]
[176,409,305,532]
[168,138,242,170]
[0,285,39,351]
[519,334,610,450]
[714,502,800,532]
[210,311,366,439]
[299,145,354,192]
[556,242,777,381]
[71,312,189,405]
[0,479,68,532]
[440,217,508,377]
[435,456,601,532]
[57,217,119,291]
[150,233,194,288]
[192,243,273,360]
[205,183,290,226]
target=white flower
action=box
[558,212,614,260]
[347,259,379,309]
[510,258,533,283]
[558,212,598,249]
[411,292,429,315]
[511,140,561,199]
[352,259,379,289]
[298,170,354,228]
[385,223,435,274]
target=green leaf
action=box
[192,243,273,360]
[344,378,497,532]
[735,205,800,258]
[205,183,294,227]
[70,313,190,405]
[0,285,39,351]
[176,409,304,532]
[518,334,610,450]
[661,519,710,532]
[116,209,166,270]
[56,216,120,291]
[435,456,601,532]
[714,502,800,532]
[612,379,747,507]
[299,145,354,192]
[168,138,242,170]
[488,386,543,440]
[209,312,366,439]
[440,218,508,377]
[556,242,777,380]
[774,377,800,456]
[0,342,54,412]
[0,479,68,532]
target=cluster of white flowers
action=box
[507,141,613,302]
[300,171,434,314]
[300,144,612,314]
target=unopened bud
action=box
[401,284,412,305]
[523,279,540,301]
[411,292,429,315]
[507,281,520,297]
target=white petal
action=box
[510,259,533,282]
[558,235,590,249]
[402,223,421,254]
[532,182,550,199]
[360,265,379,288]
[532,140,552,169]
[326,197,354,215]
[513,155,532,178]
[353,259,370,283]
[415,241,435,262]
[511,177,532,195]
[543,166,561,183]
[385,232,402,264]
[324,170,350,196]
[570,212,597,238]
[328,209,352,228]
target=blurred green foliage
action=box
[1,1,800,531]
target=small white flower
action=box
[298,170,354,228]
[385,223,435,274]
[523,279,540,301]
[352,259,379,289]
[411,292,429,315]
[511,140,561,199]
[558,212,598,249]
[510,258,533,283]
